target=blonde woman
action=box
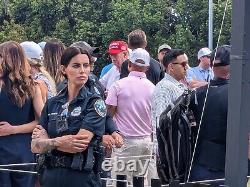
[21,41,57,101]
[28,58,57,101]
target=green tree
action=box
[0,0,232,73]
[99,0,173,55]
[168,0,232,65]
[0,20,27,42]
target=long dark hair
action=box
[0,41,35,107]
[43,39,65,84]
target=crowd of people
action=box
[0,28,240,187]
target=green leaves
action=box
[0,0,232,70]
[0,20,27,43]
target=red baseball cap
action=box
[108,41,128,55]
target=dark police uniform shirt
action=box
[56,74,117,134]
[189,78,228,171]
[86,73,105,99]
[120,58,165,85]
[86,74,117,134]
[0,89,35,163]
[39,86,106,143]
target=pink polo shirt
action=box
[105,71,155,137]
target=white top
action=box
[99,66,120,90]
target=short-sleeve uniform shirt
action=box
[39,86,106,138]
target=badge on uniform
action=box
[71,106,82,117]
[94,99,107,117]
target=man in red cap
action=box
[100,40,129,90]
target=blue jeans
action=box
[190,164,225,185]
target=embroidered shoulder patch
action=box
[94,99,107,117]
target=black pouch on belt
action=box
[71,153,85,171]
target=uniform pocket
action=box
[47,113,58,137]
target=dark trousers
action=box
[0,170,35,187]
[0,149,35,187]
[190,164,225,185]
[39,168,101,187]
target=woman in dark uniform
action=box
[0,41,44,187]
[31,47,106,187]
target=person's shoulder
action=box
[154,78,172,92]
[210,80,229,94]
[56,79,67,92]
[188,66,199,72]
[102,63,113,71]
[156,77,173,86]
[148,82,156,92]
[155,78,165,88]
[190,65,200,70]
[116,77,127,85]
[195,84,209,95]
[88,89,102,98]
[149,57,161,68]
[44,95,61,110]
[89,73,98,81]
[108,66,120,77]
[109,78,123,91]
[80,86,101,99]
[144,78,155,87]
[49,86,69,103]
[153,80,172,102]
[81,89,103,108]
[109,65,118,71]
[186,66,199,79]
[150,57,159,64]
[100,66,117,79]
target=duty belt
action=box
[37,140,103,173]
[48,155,74,168]
[37,153,86,171]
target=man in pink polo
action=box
[106,48,158,185]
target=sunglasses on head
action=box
[172,61,188,67]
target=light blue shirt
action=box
[100,63,113,78]
[186,66,214,82]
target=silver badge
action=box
[94,99,107,117]
[71,106,82,117]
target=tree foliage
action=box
[0,0,232,69]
